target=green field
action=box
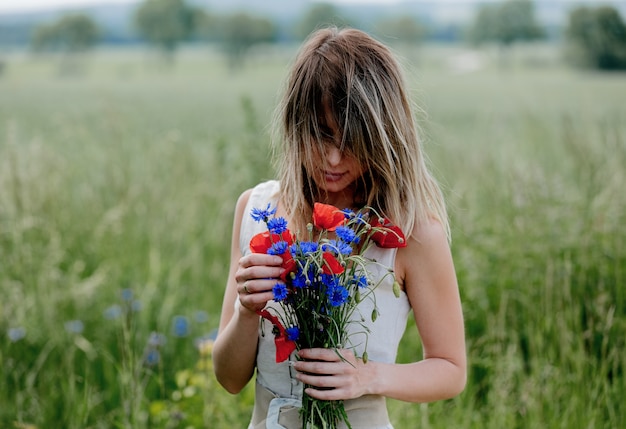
[1,44,625,428]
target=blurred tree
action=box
[374,16,425,46]
[192,8,218,42]
[31,14,99,53]
[214,13,276,70]
[134,0,196,61]
[470,0,543,47]
[565,6,626,70]
[295,3,353,40]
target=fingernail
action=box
[288,360,296,367]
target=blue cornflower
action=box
[8,327,26,342]
[104,304,122,320]
[292,266,316,288]
[272,283,288,301]
[290,241,318,256]
[352,212,368,225]
[292,271,307,288]
[286,326,300,341]
[267,217,288,234]
[208,328,218,341]
[64,320,84,334]
[194,310,209,323]
[148,331,166,347]
[329,285,349,307]
[321,274,340,288]
[323,240,352,255]
[335,226,359,244]
[121,288,133,302]
[144,349,160,367]
[268,241,288,255]
[341,208,355,219]
[172,315,189,337]
[251,204,277,223]
[353,275,368,288]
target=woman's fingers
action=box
[297,348,355,364]
[238,278,278,295]
[239,253,284,269]
[235,254,285,312]
[294,349,357,376]
[235,254,284,290]
[292,349,368,400]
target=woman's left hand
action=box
[293,348,373,400]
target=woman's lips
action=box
[324,171,345,182]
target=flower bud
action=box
[393,281,401,298]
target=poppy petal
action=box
[313,203,345,231]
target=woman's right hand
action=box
[235,253,285,313]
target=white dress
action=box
[239,180,411,429]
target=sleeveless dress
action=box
[238,180,411,429]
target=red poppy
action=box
[313,203,345,231]
[250,230,294,254]
[280,251,298,281]
[322,251,344,275]
[257,309,297,362]
[369,218,407,248]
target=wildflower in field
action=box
[195,329,218,358]
[121,288,133,302]
[193,310,209,323]
[64,320,85,334]
[148,332,167,347]
[172,316,189,337]
[103,304,122,320]
[8,327,26,342]
[144,349,160,367]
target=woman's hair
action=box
[273,26,449,239]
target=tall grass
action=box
[0,45,624,428]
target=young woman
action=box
[212,27,466,428]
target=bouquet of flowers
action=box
[249,202,406,429]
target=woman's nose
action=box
[326,146,342,166]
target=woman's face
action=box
[308,106,365,206]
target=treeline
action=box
[25,0,626,70]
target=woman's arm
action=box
[295,218,466,402]
[212,190,285,394]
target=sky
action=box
[0,0,481,14]
[0,0,618,14]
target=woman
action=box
[212,27,466,428]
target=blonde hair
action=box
[273,27,449,239]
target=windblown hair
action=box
[273,27,449,239]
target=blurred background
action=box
[1,0,625,428]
